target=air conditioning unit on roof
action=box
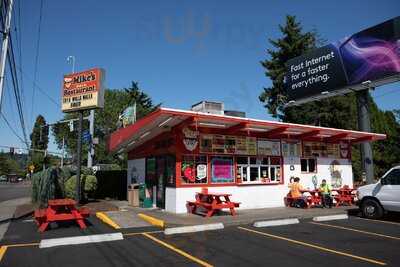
[191,101,224,115]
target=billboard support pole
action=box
[356,89,374,184]
[75,110,83,204]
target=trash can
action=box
[139,184,153,208]
[128,184,139,207]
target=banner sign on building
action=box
[62,68,105,112]
[285,16,400,102]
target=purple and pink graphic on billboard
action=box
[285,16,400,102]
[339,18,400,85]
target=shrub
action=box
[31,167,64,207]
[65,175,97,200]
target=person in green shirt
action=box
[319,179,333,208]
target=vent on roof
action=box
[191,101,224,115]
[224,110,246,118]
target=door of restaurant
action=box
[156,157,166,209]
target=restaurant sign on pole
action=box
[62,68,105,112]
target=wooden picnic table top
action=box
[196,192,232,197]
[48,198,76,206]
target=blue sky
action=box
[0,0,399,153]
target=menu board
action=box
[257,139,281,156]
[211,157,234,183]
[326,143,340,158]
[282,141,301,157]
[200,134,257,155]
[303,142,340,158]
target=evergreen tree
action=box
[124,81,160,121]
[30,115,49,150]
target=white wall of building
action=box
[283,157,353,189]
[165,157,354,213]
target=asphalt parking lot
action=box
[1,215,399,267]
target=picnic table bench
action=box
[187,191,240,217]
[333,188,356,207]
[34,198,90,232]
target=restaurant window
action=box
[181,155,207,184]
[236,156,281,184]
[301,158,316,173]
[211,156,234,183]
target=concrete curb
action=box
[96,212,121,229]
[138,213,165,228]
[253,218,300,228]
[164,223,224,235]
[39,233,124,248]
[313,214,348,222]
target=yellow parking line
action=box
[310,222,400,241]
[0,246,8,262]
[123,230,164,237]
[238,226,386,266]
[141,233,213,267]
[6,242,39,248]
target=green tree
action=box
[52,82,159,167]
[0,153,23,176]
[29,115,49,171]
[30,115,49,150]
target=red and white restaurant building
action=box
[109,102,386,213]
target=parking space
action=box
[1,216,400,266]
[1,236,197,267]
[0,216,117,245]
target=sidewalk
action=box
[103,204,358,228]
[0,197,31,223]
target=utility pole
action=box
[67,55,82,203]
[61,137,65,167]
[75,111,83,204]
[87,110,94,168]
[0,0,13,112]
[356,84,374,184]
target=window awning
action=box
[109,107,386,153]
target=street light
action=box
[67,56,75,73]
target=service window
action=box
[236,157,249,182]
[301,158,316,173]
[236,156,281,184]
[181,155,208,184]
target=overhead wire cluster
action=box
[0,0,28,148]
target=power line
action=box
[15,64,59,107]
[0,0,28,148]
[0,112,25,144]
[30,0,44,129]
[0,0,28,147]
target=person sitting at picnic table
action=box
[319,179,333,208]
[288,177,307,208]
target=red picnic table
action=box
[285,190,322,208]
[187,191,240,217]
[333,188,356,207]
[301,189,323,208]
[34,198,90,232]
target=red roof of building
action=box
[109,107,387,153]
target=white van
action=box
[357,166,400,219]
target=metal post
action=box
[61,136,65,167]
[76,111,83,203]
[356,89,374,184]
[87,110,94,168]
[0,0,13,112]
